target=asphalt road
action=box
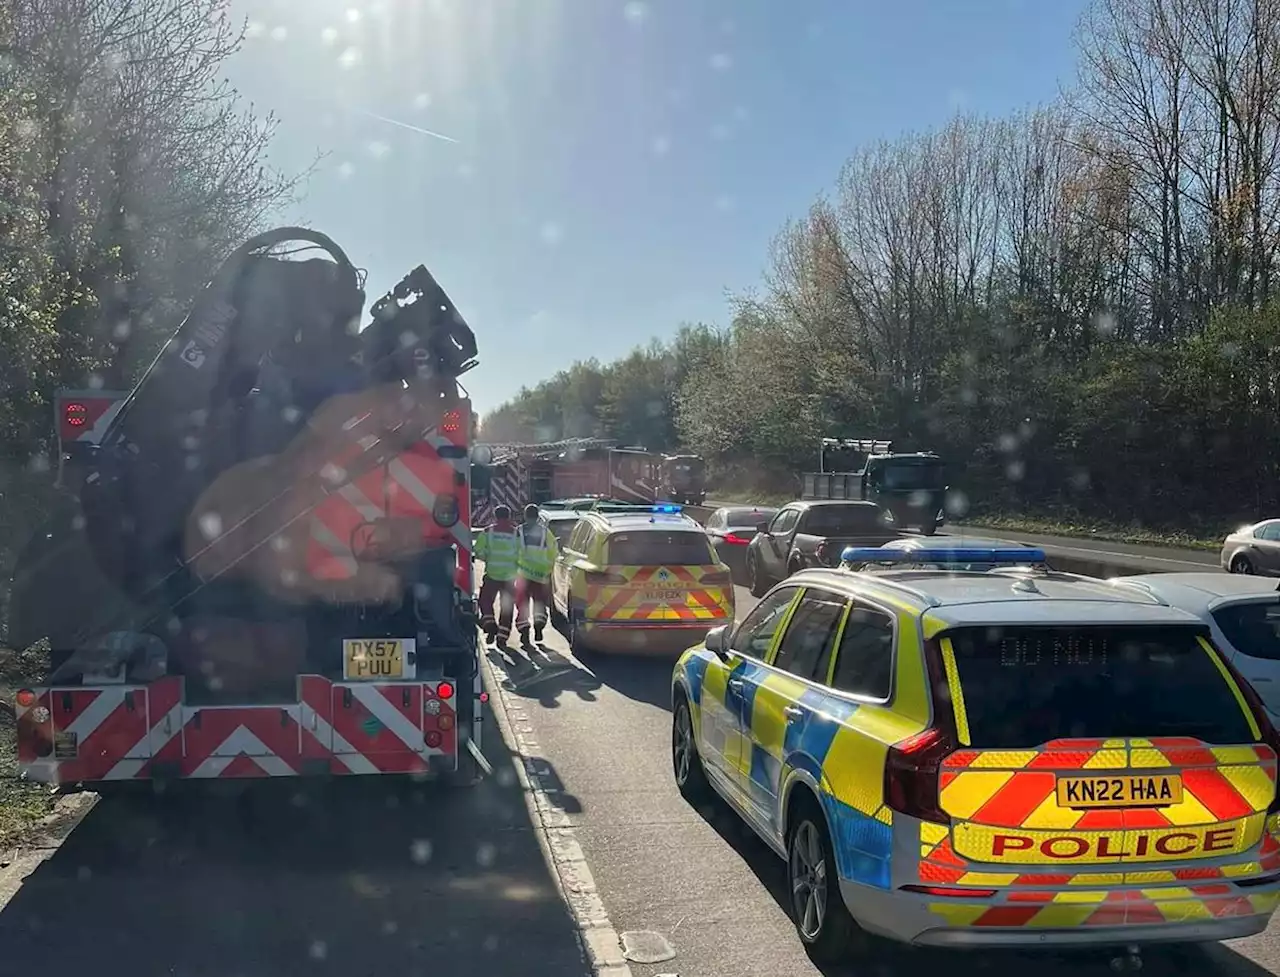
[8,583,1280,976]
[0,698,590,977]
[482,583,1280,977]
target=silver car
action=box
[1222,519,1280,576]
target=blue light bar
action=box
[841,546,1047,565]
[653,504,683,514]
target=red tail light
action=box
[435,681,455,700]
[1217,647,1280,813]
[585,569,628,585]
[722,533,750,545]
[441,409,462,434]
[884,726,955,824]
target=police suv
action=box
[670,548,1280,960]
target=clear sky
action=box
[225,0,1088,414]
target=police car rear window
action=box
[606,531,713,567]
[945,625,1256,749]
[804,506,887,535]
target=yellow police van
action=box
[550,504,735,655]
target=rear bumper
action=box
[15,675,472,785]
[841,878,1280,949]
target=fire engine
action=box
[6,228,490,789]
[472,439,658,524]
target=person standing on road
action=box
[515,503,558,648]
[474,504,520,647]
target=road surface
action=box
[6,588,1280,976]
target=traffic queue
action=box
[472,498,1280,965]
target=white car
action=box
[1110,573,1280,719]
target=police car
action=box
[550,504,734,655]
[670,548,1280,960]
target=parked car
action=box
[745,500,897,596]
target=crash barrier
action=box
[683,504,1220,580]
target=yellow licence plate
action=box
[344,638,406,680]
[1057,773,1183,809]
[643,589,685,604]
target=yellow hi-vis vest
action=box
[516,522,558,582]
[475,526,520,581]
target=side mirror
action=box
[704,625,730,660]
[471,463,492,493]
[756,521,770,535]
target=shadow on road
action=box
[487,645,603,708]
[687,793,1274,977]
[0,701,590,977]
[581,653,674,712]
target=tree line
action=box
[481,0,1280,537]
[0,0,303,635]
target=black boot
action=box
[519,627,535,651]
[534,624,545,643]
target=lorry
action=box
[472,439,658,524]
[801,437,948,535]
[658,453,706,506]
[6,227,490,790]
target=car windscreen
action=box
[945,625,1256,748]
[545,520,578,545]
[870,460,945,491]
[724,508,776,530]
[804,506,888,536]
[606,531,714,567]
[1213,600,1280,662]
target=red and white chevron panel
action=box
[15,676,458,784]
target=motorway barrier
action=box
[683,503,1219,580]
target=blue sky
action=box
[226,0,1087,415]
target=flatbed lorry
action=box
[801,436,949,534]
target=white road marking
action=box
[481,648,633,977]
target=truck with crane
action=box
[6,228,491,789]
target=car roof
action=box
[540,510,581,521]
[589,510,702,533]
[1106,572,1280,613]
[783,567,1205,628]
[783,499,882,510]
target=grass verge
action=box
[0,644,57,853]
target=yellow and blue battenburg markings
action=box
[679,640,926,891]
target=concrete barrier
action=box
[683,502,1218,580]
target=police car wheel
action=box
[672,693,710,802]
[787,801,860,961]
[569,610,592,657]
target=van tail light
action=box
[585,569,628,585]
[1218,647,1280,813]
[722,533,750,545]
[884,726,955,825]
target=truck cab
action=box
[802,437,948,535]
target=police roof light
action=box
[653,504,683,514]
[840,546,1047,565]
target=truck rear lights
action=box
[14,689,36,709]
[441,409,462,435]
[435,681,455,700]
[437,714,455,731]
[425,731,444,748]
[884,726,954,825]
[425,698,442,716]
